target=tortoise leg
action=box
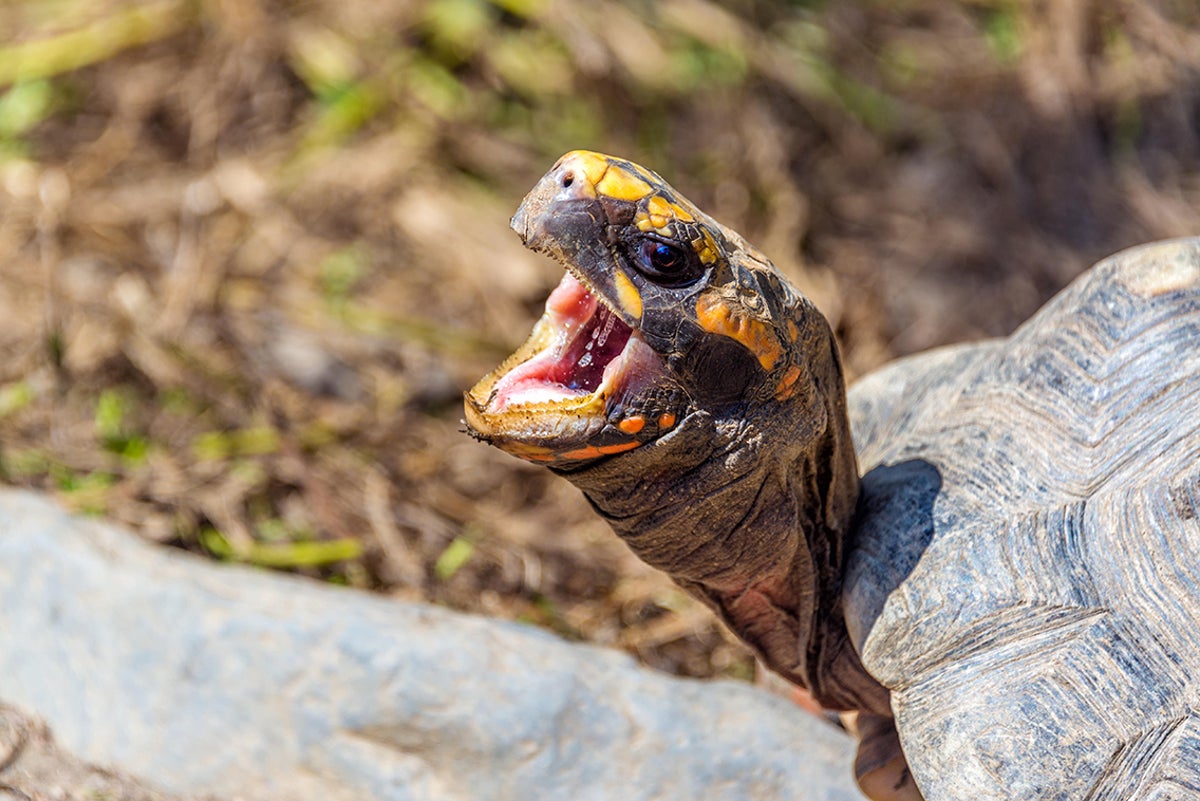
[852,712,924,801]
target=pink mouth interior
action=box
[490,273,634,410]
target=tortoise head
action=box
[465,150,845,475]
[466,151,895,782]
[466,151,875,716]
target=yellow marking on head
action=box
[667,201,694,222]
[695,292,784,371]
[633,193,701,239]
[774,364,802,400]
[557,152,665,204]
[617,415,645,435]
[657,412,676,430]
[596,168,652,201]
[640,195,695,232]
[628,162,663,186]
[691,229,719,265]
[561,150,610,185]
[613,270,643,320]
[787,319,800,343]
[635,206,669,232]
[647,196,672,218]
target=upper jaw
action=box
[509,173,643,330]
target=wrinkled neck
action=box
[565,389,889,715]
[692,439,889,714]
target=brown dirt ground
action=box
[0,0,1198,725]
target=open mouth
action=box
[464,270,667,460]
[488,272,634,410]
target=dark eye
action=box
[635,239,703,286]
[649,242,682,272]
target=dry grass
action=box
[0,0,1197,682]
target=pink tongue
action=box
[488,273,601,411]
[546,272,597,320]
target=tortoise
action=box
[464,150,1200,801]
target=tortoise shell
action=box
[844,239,1200,799]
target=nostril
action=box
[561,171,575,188]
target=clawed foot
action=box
[850,712,924,801]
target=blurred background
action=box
[0,0,1197,682]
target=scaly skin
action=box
[466,152,919,800]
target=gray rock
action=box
[0,489,861,801]
[0,703,198,800]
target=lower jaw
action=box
[463,394,609,459]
